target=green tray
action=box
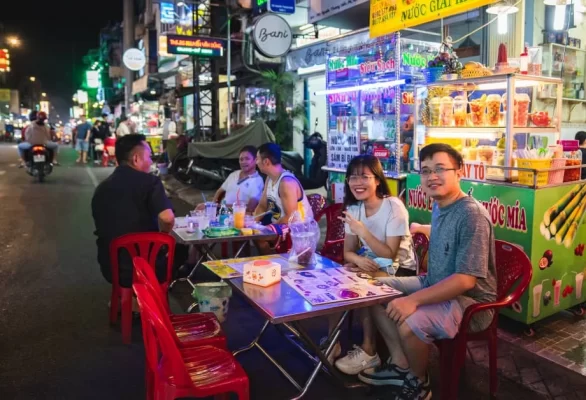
[203,227,241,238]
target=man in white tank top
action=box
[254,143,313,225]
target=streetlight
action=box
[6,36,20,47]
[41,92,47,97]
[29,76,36,82]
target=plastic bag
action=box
[192,282,232,323]
[288,211,321,265]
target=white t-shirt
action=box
[221,170,265,207]
[345,197,417,270]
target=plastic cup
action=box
[532,284,542,317]
[233,202,246,229]
[515,93,531,127]
[469,99,486,126]
[453,96,467,127]
[486,94,502,126]
[205,202,218,222]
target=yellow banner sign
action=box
[370,0,498,38]
[0,89,10,102]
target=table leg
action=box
[168,244,210,290]
[233,319,270,356]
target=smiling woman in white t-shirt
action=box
[326,155,416,376]
[196,146,264,213]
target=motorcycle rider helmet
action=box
[29,110,38,121]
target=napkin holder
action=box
[243,260,281,287]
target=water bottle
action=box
[218,200,229,225]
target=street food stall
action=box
[130,101,164,156]
[406,71,586,333]
[321,32,440,201]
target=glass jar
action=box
[453,95,467,127]
[440,96,454,127]
[515,93,531,127]
[469,98,486,127]
[486,94,502,126]
[429,97,441,127]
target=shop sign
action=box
[328,55,359,72]
[309,0,369,24]
[402,92,414,104]
[286,43,327,71]
[328,131,360,170]
[40,101,50,115]
[359,58,396,74]
[0,89,10,103]
[0,49,9,72]
[462,162,487,181]
[86,71,100,89]
[402,52,434,68]
[252,13,292,58]
[77,90,88,104]
[268,0,295,14]
[123,48,146,71]
[166,35,225,57]
[160,2,175,24]
[369,0,499,39]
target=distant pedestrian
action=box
[75,115,92,164]
[116,116,131,138]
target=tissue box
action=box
[243,260,281,287]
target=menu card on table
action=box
[203,255,304,279]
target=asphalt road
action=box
[0,143,546,400]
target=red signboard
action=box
[0,49,10,72]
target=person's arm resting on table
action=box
[387,217,491,324]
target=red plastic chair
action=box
[134,284,249,400]
[307,193,326,221]
[316,203,345,264]
[109,232,176,344]
[133,257,226,349]
[412,233,429,275]
[435,240,533,400]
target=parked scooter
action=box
[298,118,327,190]
[25,145,53,182]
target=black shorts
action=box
[395,267,417,277]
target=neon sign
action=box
[402,52,434,68]
[328,56,359,72]
[166,35,225,57]
[359,58,396,74]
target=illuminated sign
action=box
[268,0,295,14]
[0,49,10,72]
[402,52,434,68]
[328,56,360,72]
[359,58,396,74]
[166,35,225,57]
[160,2,175,24]
[86,71,101,88]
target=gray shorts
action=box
[378,276,493,344]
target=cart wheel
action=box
[523,327,535,337]
[571,306,585,316]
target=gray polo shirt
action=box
[427,196,497,316]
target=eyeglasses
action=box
[420,167,458,177]
[347,175,376,183]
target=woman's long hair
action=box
[343,155,391,209]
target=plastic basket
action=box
[423,67,445,84]
[518,159,552,186]
[548,158,566,185]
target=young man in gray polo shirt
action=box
[358,143,497,400]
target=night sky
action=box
[2,0,122,118]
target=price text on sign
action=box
[167,35,225,57]
[369,0,499,39]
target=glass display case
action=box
[540,43,586,102]
[413,74,563,182]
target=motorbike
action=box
[62,134,71,145]
[26,145,53,182]
[298,119,327,190]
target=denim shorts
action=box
[76,139,89,152]
[377,275,490,344]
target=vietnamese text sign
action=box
[309,0,369,24]
[369,0,498,38]
[269,0,295,14]
[166,35,225,57]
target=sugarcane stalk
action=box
[549,185,586,235]
[540,221,551,240]
[556,195,586,245]
[544,184,584,227]
[563,196,586,248]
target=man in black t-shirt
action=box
[91,134,176,287]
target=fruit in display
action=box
[496,136,518,150]
[530,111,552,127]
[575,243,585,256]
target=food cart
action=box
[321,32,440,201]
[130,101,164,156]
[407,73,586,334]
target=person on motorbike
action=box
[196,146,264,214]
[18,111,59,166]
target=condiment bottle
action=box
[520,45,529,75]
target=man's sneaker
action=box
[358,358,409,386]
[319,336,341,365]
[335,345,381,375]
[394,372,431,400]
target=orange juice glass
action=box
[233,202,246,229]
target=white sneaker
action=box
[335,345,381,375]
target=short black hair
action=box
[576,131,586,146]
[419,143,463,169]
[115,134,147,164]
[240,145,257,158]
[257,143,281,165]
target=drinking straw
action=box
[236,188,240,204]
[201,191,207,202]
